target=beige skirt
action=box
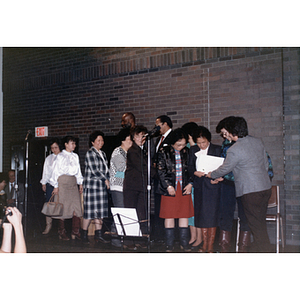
[53,175,82,219]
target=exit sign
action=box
[35,126,48,137]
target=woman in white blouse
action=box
[50,136,83,241]
[40,138,61,234]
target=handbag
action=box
[41,194,63,217]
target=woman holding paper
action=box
[188,126,222,253]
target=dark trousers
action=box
[219,182,250,232]
[123,189,148,234]
[153,179,165,239]
[241,188,272,252]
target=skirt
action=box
[159,182,194,219]
[53,175,82,219]
[83,187,108,219]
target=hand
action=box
[183,183,192,195]
[210,179,219,185]
[79,185,83,194]
[6,207,23,229]
[167,186,176,196]
[52,187,59,195]
[42,184,46,192]
[105,180,110,190]
[194,171,205,178]
[206,172,212,178]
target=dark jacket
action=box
[188,143,222,188]
[123,142,155,192]
[157,145,192,196]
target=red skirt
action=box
[159,182,194,219]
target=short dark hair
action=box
[182,122,198,136]
[89,131,104,147]
[157,115,173,129]
[229,117,248,138]
[168,128,188,145]
[117,127,131,144]
[216,116,236,133]
[63,135,76,147]
[49,137,61,150]
[131,125,147,140]
[192,126,211,143]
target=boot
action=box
[58,219,70,241]
[71,216,81,240]
[42,216,52,235]
[207,227,217,253]
[94,229,109,244]
[219,230,231,253]
[179,227,191,252]
[165,228,175,252]
[238,231,251,253]
[198,228,208,253]
[82,229,90,244]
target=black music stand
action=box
[111,207,148,252]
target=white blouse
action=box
[40,153,58,185]
[50,150,83,188]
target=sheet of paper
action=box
[196,154,224,174]
[111,207,142,237]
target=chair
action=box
[266,185,285,253]
[236,185,285,253]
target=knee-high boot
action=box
[71,216,81,240]
[198,228,209,253]
[219,230,231,253]
[179,227,191,252]
[207,227,217,253]
[165,228,175,252]
[58,219,69,241]
[238,231,251,253]
[42,216,52,235]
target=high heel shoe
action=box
[191,241,203,251]
[189,239,197,246]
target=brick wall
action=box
[2,47,299,245]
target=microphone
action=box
[143,126,160,137]
[25,130,31,141]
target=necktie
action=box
[158,136,165,149]
[10,183,14,199]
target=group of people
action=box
[38,112,274,253]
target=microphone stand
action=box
[24,130,31,237]
[146,135,151,253]
[14,155,19,208]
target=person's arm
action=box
[7,207,26,253]
[0,223,13,253]
[157,148,175,196]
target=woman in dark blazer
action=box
[188,126,222,253]
[157,128,194,252]
[82,130,110,244]
[123,125,153,249]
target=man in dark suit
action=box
[152,115,173,242]
[4,170,24,214]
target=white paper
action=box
[111,207,142,237]
[196,154,224,174]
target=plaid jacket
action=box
[83,147,109,190]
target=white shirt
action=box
[156,128,172,152]
[50,150,83,188]
[40,153,58,185]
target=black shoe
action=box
[82,230,90,244]
[94,230,110,244]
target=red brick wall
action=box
[3,47,299,245]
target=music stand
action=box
[111,207,144,252]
